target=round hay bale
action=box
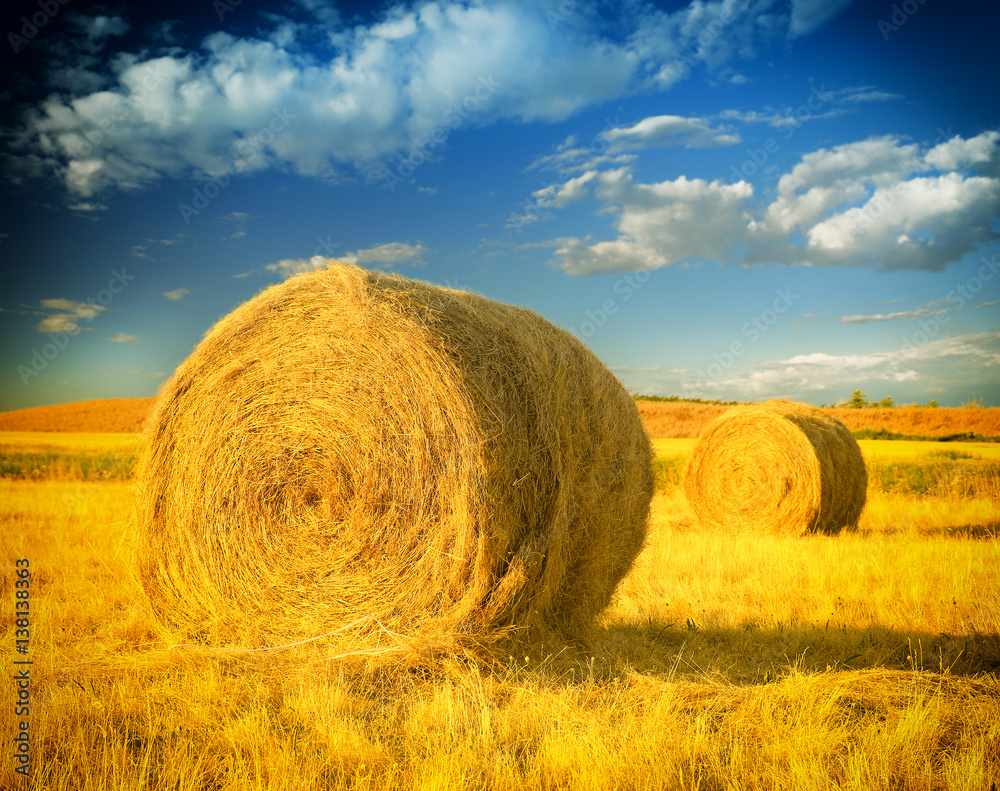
[133,263,653,650]
[683,400,866,535]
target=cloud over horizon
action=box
[619,332,1000,405]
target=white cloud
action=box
[840,308,949,324]
[622,332,999,405]
[762,136,923,235]
[219,212,257,240]
[600,115,740,152]
[806,172,1000,270]
[788,0,854,38]
[340,242,429,268]
[220,211,257,224]
[70,14,130,47]
[718,85,901,129]
[924,130,1000,176]
[9,1,849,197]
[162,288,190,300]
[265,255,329,277]
[36,298,107,333]
[548,130,1000,275]
[264,242,429,278]
[529,171,599,210]
[554,169,754,275]
[108,333,141,343]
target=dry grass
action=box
[134,263,653,655]
[684,401,867,535]
[0,432,143,451]
[0,398,152,433]
[635,401,731,439]
[4,396,998,441]
[637,400,1000,439]
[827,405,1000,437]
[1,454,997,789]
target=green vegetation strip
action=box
[852,427,1000,442]
[652,453,999,498]
[866,458,1000,498]
[0,446,137,481]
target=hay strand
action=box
[133,263,653,653]
[683,400,866,535]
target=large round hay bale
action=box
[133,263,653,651]
[683,400,866,535]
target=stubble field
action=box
[1,410,999,790]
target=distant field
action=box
[3,397,1000,439]
[0,431,144,450]
[0,397,152,433]
[638,399,1000,440]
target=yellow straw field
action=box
[1,425,998,789]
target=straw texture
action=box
[133,263,653,652]
[684,400,866,535]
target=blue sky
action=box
[1,0,998,412]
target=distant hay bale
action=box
[683,400,866,535]
[133,263,653,652]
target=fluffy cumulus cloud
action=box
[804,172,1000,270]
[760,136,924,235]
[339,242,429,268]
[620,332,1000,405]
[550,130,1000,274]
[554,169,754,274]
[840,307,947,324]
[265,255,330,278]
[6,0,849,197]
[36,298,106,333]
[264,242,428,277]
[600,115,740,152]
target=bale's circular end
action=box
[683,400,866,535]
[133,263,653,649]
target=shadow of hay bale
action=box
[132,263,653,655]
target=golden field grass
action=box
[0,399,151,434]
[637,400,1000,440]
[1,431,998,789]
[4,397,1000,440]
